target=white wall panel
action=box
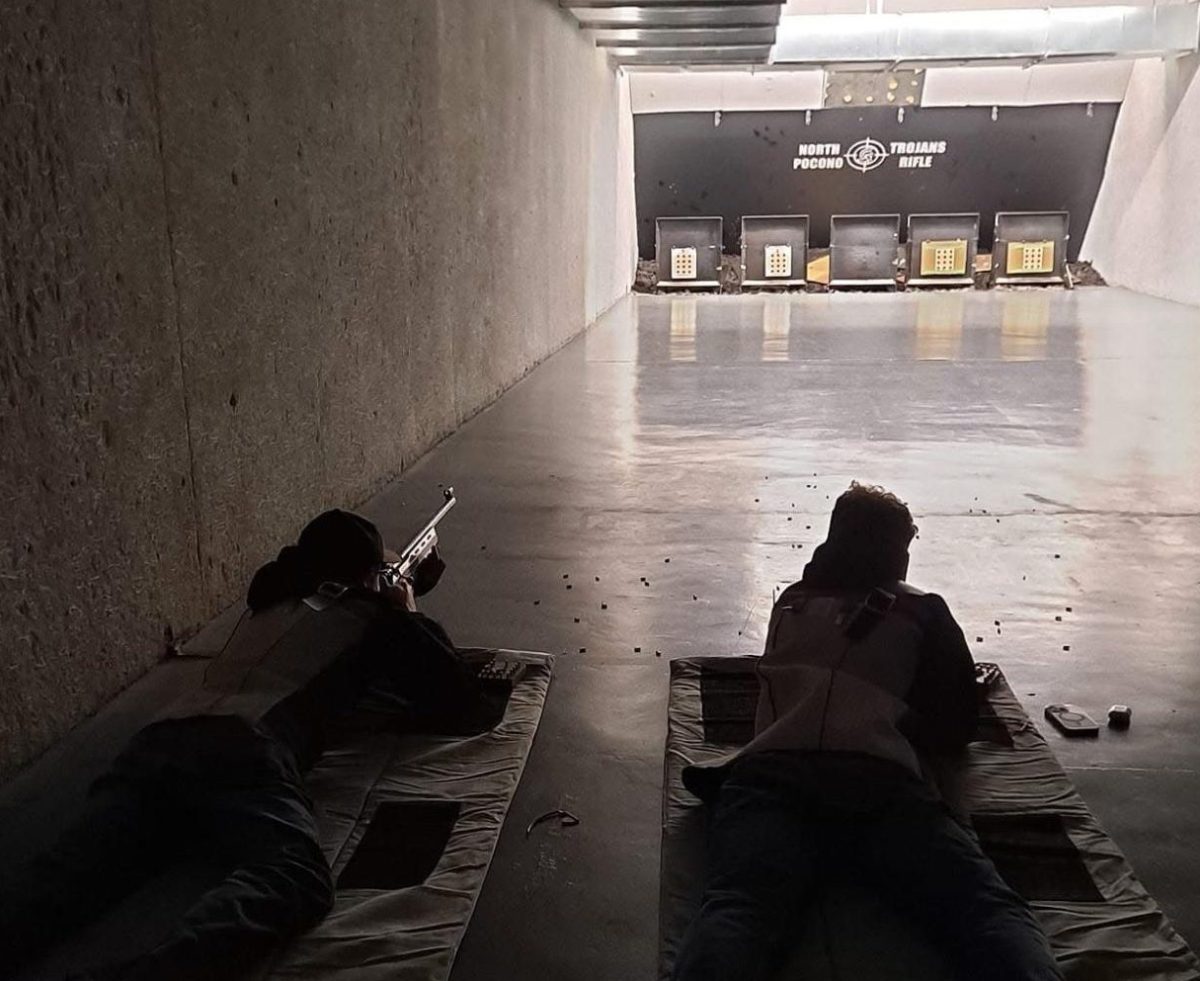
[923,62,1133,105]
[632,62,1130,113]
[587,70,638,322]
[1084,57,1200,305]
[630,70,825,113]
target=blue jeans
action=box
[672,751,1064,981]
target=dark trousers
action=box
[2,716,334,981]
[672,751,1065,981]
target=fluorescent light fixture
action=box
[771,3,1199,68]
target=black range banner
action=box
[634,104,1119,260]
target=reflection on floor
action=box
[401,289,1200,981]
[6,289,1200,981]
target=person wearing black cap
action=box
[672,483,1064,981]
[2,509,499,981]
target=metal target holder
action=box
[829,214,900,288]
[992,211,1071,286]
[740,215,810,289]
[906,213,980,288]
[655,217,724,290]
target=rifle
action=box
[380,487,456,587]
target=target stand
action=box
[906,214,980,289]
[656,217,724,291]
[830,214,900,289]
[741,215,809,289]
[992,212,1070,287]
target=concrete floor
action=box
[4,287,1199,979]
[377,288,1200,980]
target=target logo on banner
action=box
[844,137,889,173]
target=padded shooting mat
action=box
[662,657,1200,981]
[264,649,553,981]
[12,650,551,981]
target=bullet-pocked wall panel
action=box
[0,0,633,780]
[634,105,1119,260]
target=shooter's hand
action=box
[380,575,418,613]
[975,662,1000,689]
[412,546,446,597]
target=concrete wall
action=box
[1083,56,1200,306]
[0,0,634,779]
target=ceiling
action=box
[564,0,1198,72]
[781,0,1158,11]
[560,1,786,66]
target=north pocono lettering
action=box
[792,143,845,170]
[792,138,950,173]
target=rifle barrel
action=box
[396,490,456,567]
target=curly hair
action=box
[801,482,917,588]
[829,481,918,547]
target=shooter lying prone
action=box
[1,500,502,981]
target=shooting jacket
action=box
[158,590,486,770]
[747,581,977,777]
[685,581,977,801]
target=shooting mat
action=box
[12,649,552,981]
[264,649,553,981]
[661,656,1199,981]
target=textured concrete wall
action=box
[1084,57,1200,307]
[587,66,638,323]
[0,0,632,779]
[0,0,205,775]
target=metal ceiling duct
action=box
[591,27,778,48]
[771,3,1200,71]
[562,1,785,66]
